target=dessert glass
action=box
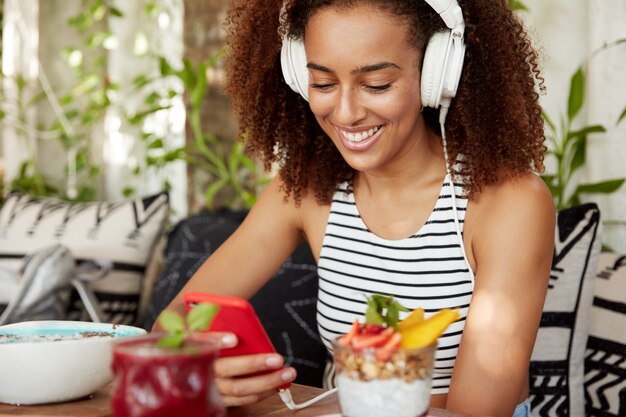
[110,334,224,417]
[333,339,436,417]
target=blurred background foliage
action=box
[0,0,624,220]
[0,0,264,213]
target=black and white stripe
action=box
[317,177,474,394]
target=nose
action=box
[333,86,366,126]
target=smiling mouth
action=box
[339,126,383,143]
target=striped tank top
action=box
[316,174,474,394]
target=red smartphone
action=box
[183,292,291,389]
[184,292,277,357]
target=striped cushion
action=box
[0,192,169,325]
[530,203,601,417]
[584,252,626,417]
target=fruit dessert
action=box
[333,295,460,417]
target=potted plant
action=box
[541,40,626,211]
[110,303,225,417]
[0,1,184,203]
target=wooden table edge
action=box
[0,383,478,417]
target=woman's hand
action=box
[193,332,297,407]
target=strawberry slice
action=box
[364,323,385,334]
[375,332,402,361]
[337,320,361,346]
[351,327,394,349]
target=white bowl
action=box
[0,320,146,405]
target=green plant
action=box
[0,71,61,197]
[120,0,186,199]
[6,0,121,201]
[507,0,529,12]
[154,55,268,210]
[156,303,219,348]
[0,0,183,203]
[542,40,626,210]
[0,0,3,65]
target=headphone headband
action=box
[280,0,466,110]
[423,0,464,30]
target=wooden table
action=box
[0,384,472,417]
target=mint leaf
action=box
[187,303,218,332]
[156,303,219,349]
[365,296,384,325]
[364,293,409,327]
[365,307,384,325]
[156,332,185,348]
[158,310,185,334]
[387,302,400,327]
[371,294,390,308]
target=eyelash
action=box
[365,83,391,93]
[309,83,392,93]
[310,83,335,91]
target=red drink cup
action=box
[110,334,224,417]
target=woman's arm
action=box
[160,176,304,317]
[446,173,556,417]
[155,176,305,406]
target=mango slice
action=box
[397,307,425,332]
[399,308,460,349]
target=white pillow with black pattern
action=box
[584,252,626,417]
[0,192,169,325]
[529,203,601,417]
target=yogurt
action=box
[337,374,431,417]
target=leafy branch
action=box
[155,55,267,210]
[507,0,529,12]
[542,39,626,209]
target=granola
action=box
[334,342,434,382]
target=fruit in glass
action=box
[333,334,435,417]
[331,304,460,417]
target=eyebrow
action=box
[306,61,400,74]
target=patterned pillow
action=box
[0,192,169,325]
[530,203,601,417]
[145,210,327,387]
[585,253,626,417]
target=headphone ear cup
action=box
[420,31,450,109]
[280,37,309,101]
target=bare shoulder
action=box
[251,176,330,248]
[294,181,332,260]
[471,172,555,227]
[467,172,556,276]
[480,171,554,208]
[249,176,302,229]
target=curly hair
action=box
[223,0,545,204]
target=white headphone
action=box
[280,0,466,114]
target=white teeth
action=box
[341,126,380,142]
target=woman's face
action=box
[305,5,430,175]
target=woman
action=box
[161,1,555,416]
